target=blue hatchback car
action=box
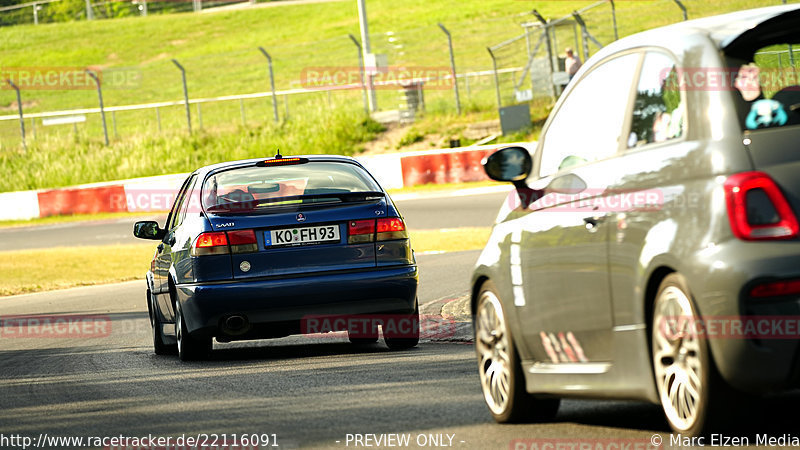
[133,154,419,360]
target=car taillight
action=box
[347,218,408,244]
[348,220,376,244]
[750,279,800,298]
[192,232,230,256]
[377,217,407,241]
[228,229,258,254]
[724,171,799,240]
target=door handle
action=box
[583,216,606,230]
[157,243,164,252]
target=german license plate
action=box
[265,225,340,247]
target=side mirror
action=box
[483,146,533,186]
[133,221,165,240]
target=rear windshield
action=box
[202,161,381,212]
[730,43,800,130]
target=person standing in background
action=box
[565,47,582,81]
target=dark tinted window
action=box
[628,52,684,148]
[202,161,380,210]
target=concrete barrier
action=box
[1,143,535,221]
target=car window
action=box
[202,161,381,211]
[169,175,196,230]
[738,43,800,129]
[627,52,685,148]
[539,52,641,177]
[174,175,198,229]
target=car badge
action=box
[296,213,306,222]
[239,261,251,272]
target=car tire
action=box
[651,273,732,436]
[148,289,176,356]
[384,299,420,350]
[475,280,560,423]
[348,328,379,344]
[176,301,212,361]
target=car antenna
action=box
[275,149,283,159]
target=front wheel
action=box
[176,302,212,361]
[651,273,731,435]
[475,280,559,423]
[149,290,176,356]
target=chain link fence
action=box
[1,0,799,149]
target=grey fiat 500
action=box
[472,5,800,436]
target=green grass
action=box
[0,228,491,296]
[0,0,794,193]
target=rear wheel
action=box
[384,299,420,350]
[148,289,176,356]
[652,273,731,435]
[176,301,212,361]
[475,281,559,423]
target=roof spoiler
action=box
[723,8,800,58]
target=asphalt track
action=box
[2,187,800,449]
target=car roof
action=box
[191,154,361,179]
[602,4,800,57]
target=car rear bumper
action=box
[692,240,800,393]
[173,265,418,340]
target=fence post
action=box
[572,11,603,59]
[6,79,26,150]
[672,0,688,21]
[33,3,40,25]
[85,0,93,20]
[438,23,461,115]
[258,47,280,123]
[487,47,501,109]
[609,0,619,41]
[86,70,109,146]
[348,34,369,117]
[172,59,192,134]
[532,10,557,98]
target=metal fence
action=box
[1,0,799,149]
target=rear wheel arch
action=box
[644,266,676,331]
[471,275,490,317]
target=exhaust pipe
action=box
[221,315,249,336]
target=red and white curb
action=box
[0,143,534,221]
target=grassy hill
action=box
[0,0,794,193]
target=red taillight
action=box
[228,229,258,254]
[191,232,229,256]
[750,279,800,298]
[724,171,799,240]
[347,218,408,244]
[377,217,407,241]
[348,219,376,244]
